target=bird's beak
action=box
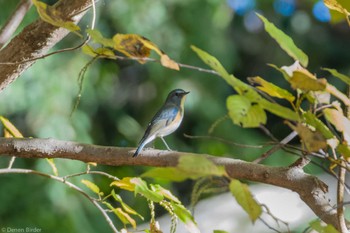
[184,91,190,95]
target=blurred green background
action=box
[0,0,349,232]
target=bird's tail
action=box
[133,145,143,157]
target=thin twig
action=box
[0,168,119,233]
[253,130,298,163]
[184,133,264,149]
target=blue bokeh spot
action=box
[313,0,331,22]
[227,0,256,16]
[273,0,296,16]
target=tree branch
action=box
[0,0,92,92]
[0,137,341,230]
[0,0,33,49]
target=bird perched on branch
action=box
[133,89,190,157]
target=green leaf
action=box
[257,14,308,67]
[191,46,260,101]
[303,111,334,139]
[336,144,350,160]
[110,177,135,191]
[87,29,115,47]
[81,179,104,196]
[130,178,164,202]
[32,0,81,37]
[323,67,350,86]
[229,179,262,222]
[171,202,200,233]
[309,219,339,233]
[150,184,181,204]
[141,167,190,182]
[259,98,299,121]
[249,76,295,102]
[111,189,144,220]
[177,155,226,179]
[213,231,229,233]
[289,70,327,91]
[0,116,23,138]
[226,95,267,128]
[81,44,115,58]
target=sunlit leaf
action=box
[303,111,334,139]
[324,108,350,143]
[86,29,114,47]
[259,99,299,121]
[110,177,135,192]
[111,189,144,220]
[150,184,181,204]
[0,116,23,138]
[130,178,164,202]
[46,158,58,176]
[229,179,262,222]
[171,202,200,233]
[309,219,340,233]
[289,70,327,91]
[114,208,137,229]
[160,54,180,70]
[81,179,104,196]
[286,122,328,152]
[227,95,267,128]
[249,76,295,102]
[257,14,308,67]
[322,67,350,86]
[324,0,350,26]
[177,155,226,179]
[32,0,81,37]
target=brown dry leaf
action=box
[324,0,350,26]
[289,70,327,91]
[286,122,327,152]
[113,34,179,70]
[160,54,180,70]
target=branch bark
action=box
[0,137,341,230]
[0,0,33,49]
[0,0,92,92]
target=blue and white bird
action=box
[133,89,189,157]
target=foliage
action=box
[1,0,350,233]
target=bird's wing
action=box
[136,105,179,148]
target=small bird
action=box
[133,89,190,157]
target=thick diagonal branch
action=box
[0,0,92,91]
[0,137,341,230]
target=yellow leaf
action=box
[114,208,137,229]
[249,76,295,102]
[324,0,350,26]
[81,179,104,196]
[81,45,115,58]
[289,70,327,91]
[0,116,23,138]
[286,122,327,152]
[32,0,81,37]
[110,177,135,191]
